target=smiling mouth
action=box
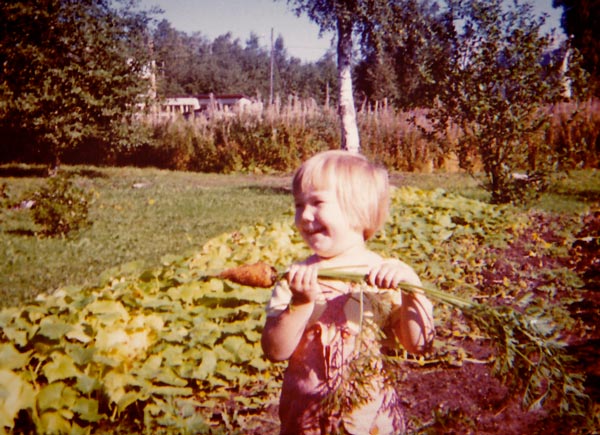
[303,227,324,237]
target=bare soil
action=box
[403,210,599,434]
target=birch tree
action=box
[282,0,393,152]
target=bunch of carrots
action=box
[216,262,590,417]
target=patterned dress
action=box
[266,278,406,435]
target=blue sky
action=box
[138,0,563,63]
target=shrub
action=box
[422,0,588,204]
[28,173,92,237]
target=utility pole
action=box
[269,28,274,106]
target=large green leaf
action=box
[0,343,32,370]
[38,316,73,340]
[86,300,130,323]
[192,349,217,380]
[38,411,72,434]
[72,397,103,422]
[0,370,36,429]
[222,336,257,364]
[43,353,82,383]
[37,382,77,412]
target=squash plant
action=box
[0,187,590,433]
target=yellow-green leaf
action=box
[43,353,82,383]
[73,397,103,422]
[86,300,130,323]
[38,316,72,340]
[192,350,217,380]
[0,370,36,428]
[0,343,32,370]
[38,411,71,434]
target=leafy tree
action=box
[553,0,600,96]
[355,0,457,109]
[294,51,338,105]
[0,0,154,166]
[424,0,586,203]
[242,33,271,98]
[152,19,200,96]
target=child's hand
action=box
[287,263,321,305]
[368,259,421,290]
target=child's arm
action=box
[261,263,321,361]
[368,259,435,354]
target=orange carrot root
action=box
[218,262,279,288]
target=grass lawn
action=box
[1,165,598,309]
[0,165,293,308]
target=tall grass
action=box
[113,97,600,175]
[547,99,600,169]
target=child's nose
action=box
[299,205,315,221]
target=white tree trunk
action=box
[337,17,360,153]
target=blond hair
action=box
[292,150,389,240]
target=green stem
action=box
[314,266,476,310]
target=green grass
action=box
[0,165,292,308]
[395,169,600,214]
[535,169,600,213]
[1,165,598,309]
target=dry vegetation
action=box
[113,98,600,178]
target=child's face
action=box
[294,186,364,259]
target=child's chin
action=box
[310,245,336,258]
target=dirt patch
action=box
[397,210,600,434]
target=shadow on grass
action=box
[242,185,292,195]
[0,165,107,179]
[0,165,49,178]
[5,228,36,237]
[547,187,600,204]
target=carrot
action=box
[216,262,587,415]
[218,262,279,288]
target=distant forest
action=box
[152,20,339,106]
[151,0,460,111]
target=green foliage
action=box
[0,218,307,434]
[28,173,92,237]
[134,110,334,173]
[0,0,154,165]
[359,107,444,171]
[0,186,593,433]
[547,100,600,169]
[423,0,586,203]
[354,0,457,109]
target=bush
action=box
[29,173,92,237]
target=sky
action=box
[138,0,564,63]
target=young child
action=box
[261,150,435,435]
